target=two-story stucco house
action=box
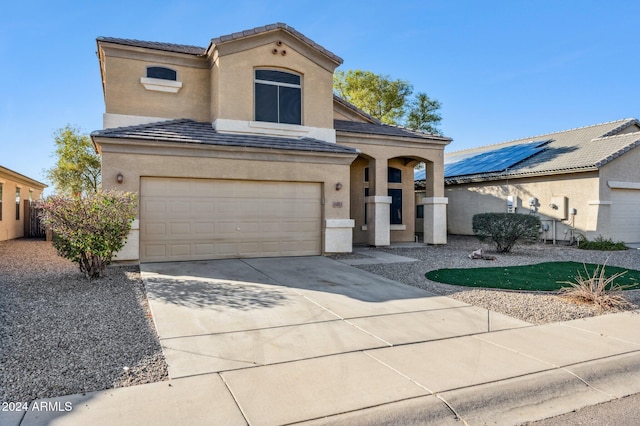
[91,23,451,263]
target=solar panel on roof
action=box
[444,140,550,178]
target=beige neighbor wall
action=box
[212,32,335,129]
[0,169,45,241]
[100,146,353,257]
[598,145,640,242]
[101,47,210,122]
[445,172,600,242]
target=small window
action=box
[255,69,301,125]
[389,189,402,225]
[15,188,20,220]
[0,183,3,221]
[364,187,369,225]
[364,167,369,182]
[147,66,177,81]
[388,167,402,183]
[416,205,424,219]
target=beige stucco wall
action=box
[100,144,354,258]
[101,50,210,122]
[445,172,600,241]
[212,36,334,129]
[0,169,45,241]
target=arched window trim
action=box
[254,68,302,125]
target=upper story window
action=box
[146,66,177,81]
[255,69,301,125]
[141,66,182,93]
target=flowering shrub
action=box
[39,191,138,279]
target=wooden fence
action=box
[23,200,46,239]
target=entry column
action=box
[421,197,448,244]
[365,158,391,246]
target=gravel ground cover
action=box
[0,239,167,404]
[358,235,640,324]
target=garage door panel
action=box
[140,178,322,262]
[610,189,640,242]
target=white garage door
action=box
[610,189,640,243]
[140,177,322,262]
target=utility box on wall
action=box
[550,196,568,220]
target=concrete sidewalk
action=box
[8,256,640,426]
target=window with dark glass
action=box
[388,189,402,225]
[388,167,402,183]
[0,183,3,221]
[147,66,177,81]
[364,167,369,182]
[416,205,424,219]
[15,188,20,220]
[364,187,369,224]
[255,69,301,125]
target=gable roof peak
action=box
[208,22,343,65]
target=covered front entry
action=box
[140,177,322,262]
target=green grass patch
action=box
[425,262,640,292]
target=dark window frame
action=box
[388,188,402,225]
[254,69,302,125]
[388,167,402,183]
[146,66,177,81]
[15,188,20,220]
[0,183,3,221]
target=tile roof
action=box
[442,118,640,184]
[96,37,206,55]
[333,95,381,124]
[335,119,451,142]
[91,119,359,155]
[210,23,343,65]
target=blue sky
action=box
[2,1,638,193]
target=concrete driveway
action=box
[14,256,640,425]
[141,256,529,379]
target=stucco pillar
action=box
[324,219,355,253]
[365,157,391,246]
[366,196,392,246]
[422,197,448,245]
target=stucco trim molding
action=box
[420,197,449,205]
[103,113,172,129]
[140,77,183,93]
[213,119,337,144]
[588,200,613,205]
[360,224,408,231]
[325,219,355,228]
[364,196,392,204]
[608,181,640,190]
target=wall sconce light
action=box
[549,203,558,210]
[335,182,343,191]
[116,173,124,184]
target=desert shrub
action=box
[578,235,627,251]
[559,261,633,311]
[39,190,138,279]
[472,213,541,253]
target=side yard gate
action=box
[23,200,46,239]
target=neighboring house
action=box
[91,23,451,263]
[416,119,640,244]
[0,165,47,241]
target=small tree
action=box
[45,125,101,196]
[40,191,138,279]
[472,213,541,253]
